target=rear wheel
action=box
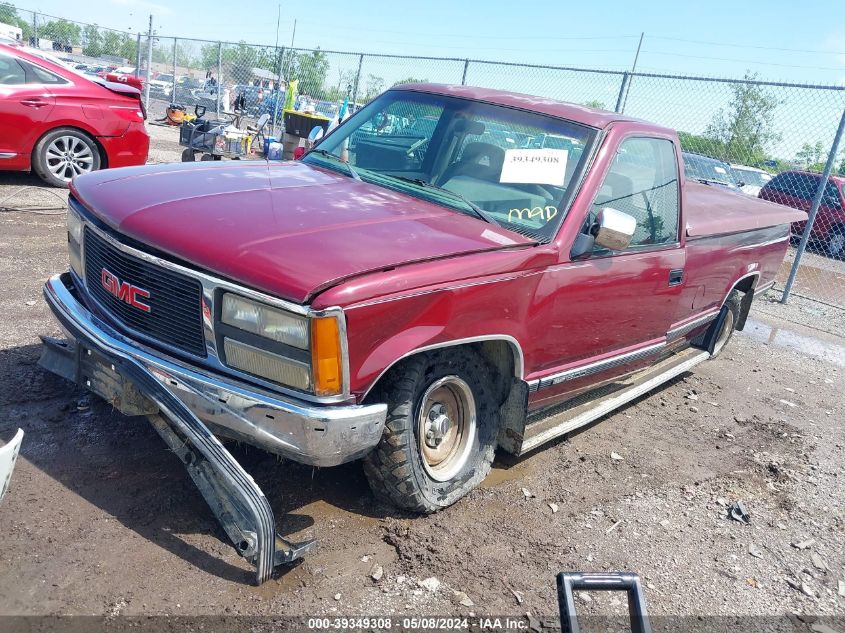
[363,348,498,513]
[711,290,741,357]
[826,226,845,258]
[32,128,101,187]
[181,148,196,162]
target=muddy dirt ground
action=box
[1,128,844,626]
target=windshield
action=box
[303,89,597,241]
[683,154,737,187]
[156,74,174,82]
[731,167,772,187]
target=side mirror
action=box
[593,207,637,251]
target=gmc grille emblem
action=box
[100,268,151,313]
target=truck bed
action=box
[684,181,807,238]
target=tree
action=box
[293,49,329,97]
[37,19,81,47]
[118,34,138,64]
[703,71,780,165]
[324,68,357,101]
[392,76,428,87]
[100,30,125,58]
[795,141,826,172]
[199,43,220,71]
[583,99,606,110]
[678,131,726,158]
[82,24,102,57]
[363,74,384,100]
[0,2,32,41]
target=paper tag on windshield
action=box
[500,149,568,186]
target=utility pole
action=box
[619,32,644,114]
[144,15,153,111]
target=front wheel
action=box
[363,348,498,513]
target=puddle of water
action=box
[482,460,532,489]
[741,318,845,369]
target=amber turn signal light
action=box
[311,316,342,396]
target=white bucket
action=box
[0,428,23,503]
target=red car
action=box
[759,170,845,257]
[0,43,149,187]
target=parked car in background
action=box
[0,42,149,187]
[148,73,175,99]
[682,152,741,191]
[731,163,772,196]
[759,170,845,257]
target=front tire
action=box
[32,128,101,187]
[363,348,498,513]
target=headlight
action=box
[220,293,345,397]
[223,338,311,391]
[221,293,308,349]
[67,205,83,276]
[67,205,83,244]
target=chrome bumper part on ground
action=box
[41,273,387,468]
[40,272,387,584]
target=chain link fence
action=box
[5,4,845,310]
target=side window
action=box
[23,61,68,85]
[799,175,820,201]
[767,173,788,193]
[823,180,842,207]
[590,137,680,251]
[0,55,26,85]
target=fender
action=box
[359,334,525,401]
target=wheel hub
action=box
[417,376,477,482]
[424,404,452,448]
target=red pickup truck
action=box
[40,84,804,583]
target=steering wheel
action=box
[405,137,428,162]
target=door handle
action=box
[21,98,48,108]
[668,269,684,286]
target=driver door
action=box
[528,134,686,409]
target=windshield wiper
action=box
[387,175,500,226]
[307,149,361,181]
[694,177,733,187]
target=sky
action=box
[14,0,845,85]
[11,0,845,159]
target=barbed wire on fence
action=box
[5,2,845,309]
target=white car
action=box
[149,73,175,98]
[730,164,773,197]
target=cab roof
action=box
[391,83,661,131]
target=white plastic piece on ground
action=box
[0,429,24,503]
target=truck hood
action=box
[71,161,533,304]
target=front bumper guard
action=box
[39,273,387,584]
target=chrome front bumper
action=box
[41,272,387,467]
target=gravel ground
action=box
[1,125,844,627]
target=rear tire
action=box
[32,128,101,188]
[826,226,845,258]
[710,290,741,357]
[363,348,498,514]
[181,148,196,162]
